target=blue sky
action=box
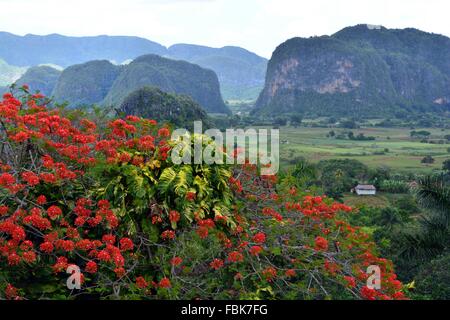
[0,0,449,58]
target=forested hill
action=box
[119,86,213,128]
[51,55,230,114]
[103,54,229,114]
[14,66,62,96]
[167,44,267,100]
[254,25,450,118]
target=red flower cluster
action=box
[227,251,244,263]
[249,245,263,256]
[210,258,224,270]
[262,267,277,282]
[161,230,176,240]
[169,210,180,223]
[252,232,266,244]
[314,236,329,251]
[158,277,171,288]
[170,256,183,267]
[136,276,149,289]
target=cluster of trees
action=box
[286,156,450,299]
[289,158,385,199]
[330,131,376,141]
[119,86,213,130]
[354,175,450,299]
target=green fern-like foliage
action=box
[93,134,235,235]
[399,174,450,261]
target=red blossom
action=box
[0,205,8,216]
[170,256,183,267]
[196,226,209,239]
[158,277,171,289]
[158,127,170,137]
[227,251,244,263]
[262,267,277,282]
[186,192,196,201]
[136,276,148,289]
[86,261,98,274]
[47,206,62,219]
[252,232,266,244]
[344,276,356,288]
[119,238,134,251]
[5,284,19,300]
[22,251,37,263]
[40,241,54,253]
[249,245,263,256]
[169,210,180,223]
[36,195,47,205]
[285,269,296,278]
[210,258,224,270]
[314,236,329,251]
[161,230,175,240]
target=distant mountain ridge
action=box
[254,25,450,117]
[0,32,167,67]
[0,32,267,100]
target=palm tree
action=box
[414,174,450,225]
[334,169,344,180]
[400,174,450,260]
[292,158,317,186]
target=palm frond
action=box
[413,174,450,226]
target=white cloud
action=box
[0,0,449,58]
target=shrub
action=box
[414,253,450,300]
[379,180,410,193]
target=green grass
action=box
[343,192,395,208]
[254,125,449,173]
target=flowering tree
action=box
[0,89,405,300]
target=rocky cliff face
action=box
[254,25,450,117]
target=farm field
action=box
[275,126,450,173]
[342,192,414,209]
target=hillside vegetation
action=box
[167,44,267,100]
[103,54,230,114]
[255,25,450,118]
[119,86,213,128]
[14,66,61,96]
[52,60,121,106]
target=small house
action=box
[354,184,376,196]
